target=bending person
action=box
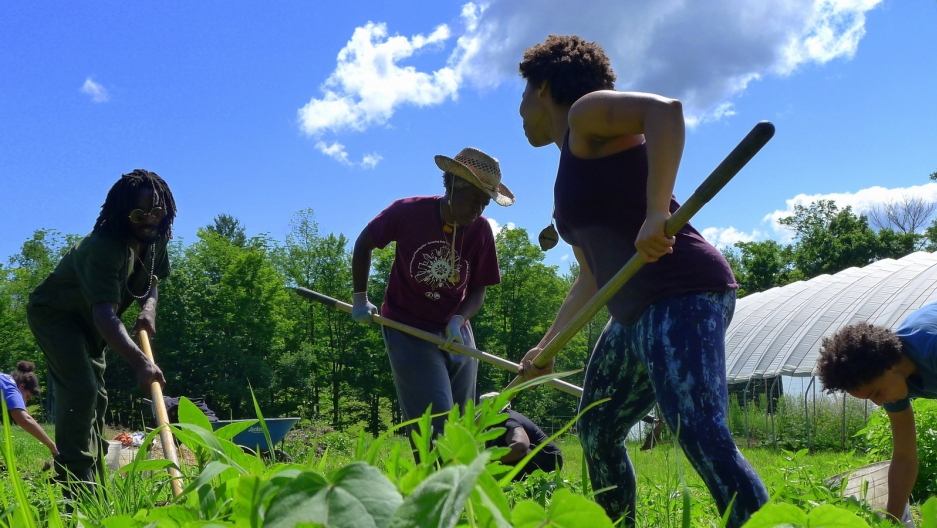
[514,35,767,527]
[481,392,563,480]
[351,148,513,451]
[816,302,937,524]
[27,169,174,486]
[1,361,58,457]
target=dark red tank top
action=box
[553,134,737,324]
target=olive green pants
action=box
[27,306,108,483]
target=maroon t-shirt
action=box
[368,196,501,332]
[554,136,737,324]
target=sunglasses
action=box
[129,207,167,224]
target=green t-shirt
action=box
[27,231,171,342]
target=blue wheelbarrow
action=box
[211,417,301,462]
[144,397,299,462]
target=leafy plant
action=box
[858,398,937,500]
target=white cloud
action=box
[298,22,458,164]
[487,217,515,237]
[315,140,382,169]
[454,0,882,122]
[700,226,764,248]
[80,77,109,103]
[303,0,882,161]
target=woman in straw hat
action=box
[514,35,766,527]
[351,147,514,454]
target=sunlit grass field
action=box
[3,419,925,526]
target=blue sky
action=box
[2,0,936,271]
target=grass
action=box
[2,420,926,526]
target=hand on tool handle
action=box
[351,291,378,324]
[517,346,555,381]
[131,356,166,393]
[441,315,465,351]
[635,211,676,263]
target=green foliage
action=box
[858,398,937,500]
[727,393,873,452]
[724,200,928,299]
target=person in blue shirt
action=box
[1,361,58,457]
[817,301,937,523]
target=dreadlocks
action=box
[93,169,176,239]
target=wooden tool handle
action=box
[138,330,184,497]
[295,287,584,398]
[504,121,776,392]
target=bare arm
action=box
[885,407,917,523]
[10,408,58,456]
[499,426,531,464]
[352,226,377,293]
[568,91,685,262]
[92,302,165,390]
[518,246,597,379]
[455,286,487,321]
[133,282,159,336]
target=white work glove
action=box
[351,292,378,325]
[441,315,465,351]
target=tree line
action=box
[2,193,935,435]
[0,210,601,434]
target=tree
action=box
[780,200,880,278]
[152,229,291,419]
[867,195,935,236]
[730,240,798,296]
[472,227,584,428]
[0,229,79,387]
[207,214,247,247]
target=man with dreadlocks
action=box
[26,169,175,486]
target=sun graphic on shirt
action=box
[414,244,462,290]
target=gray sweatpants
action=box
[382,322,478,440]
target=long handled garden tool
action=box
[294,287,584,398]
[137,330,184,497]
[503,121,776,393]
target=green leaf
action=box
[178,396,213,431]
[100,516,146,527]
[468,470,512,528]
[804,505,870,527]
[390,452,491,528]
[213,420,258,442]
[511,489,613,528]
[434,422,480,465]
[117,458,178,474]
[265,463,402,528]
[742,503,807,527]
[179,460,235,498]
[134,504,200,525]
[921,496,937,528]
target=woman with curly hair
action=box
[1,361,58,456]
[817,303,937,523]
[514,35,767,527]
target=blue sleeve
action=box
[883,398,910,413]
[1,377,26,412]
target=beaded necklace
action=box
[126,244,157,299]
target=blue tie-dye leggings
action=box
[577,290,768,527]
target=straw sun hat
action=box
[435,147,515,207]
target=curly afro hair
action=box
[519,35,616,106]
[816,322,904,393]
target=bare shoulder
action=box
[567,91,675,158]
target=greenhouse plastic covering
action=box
[724,251,937,383]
